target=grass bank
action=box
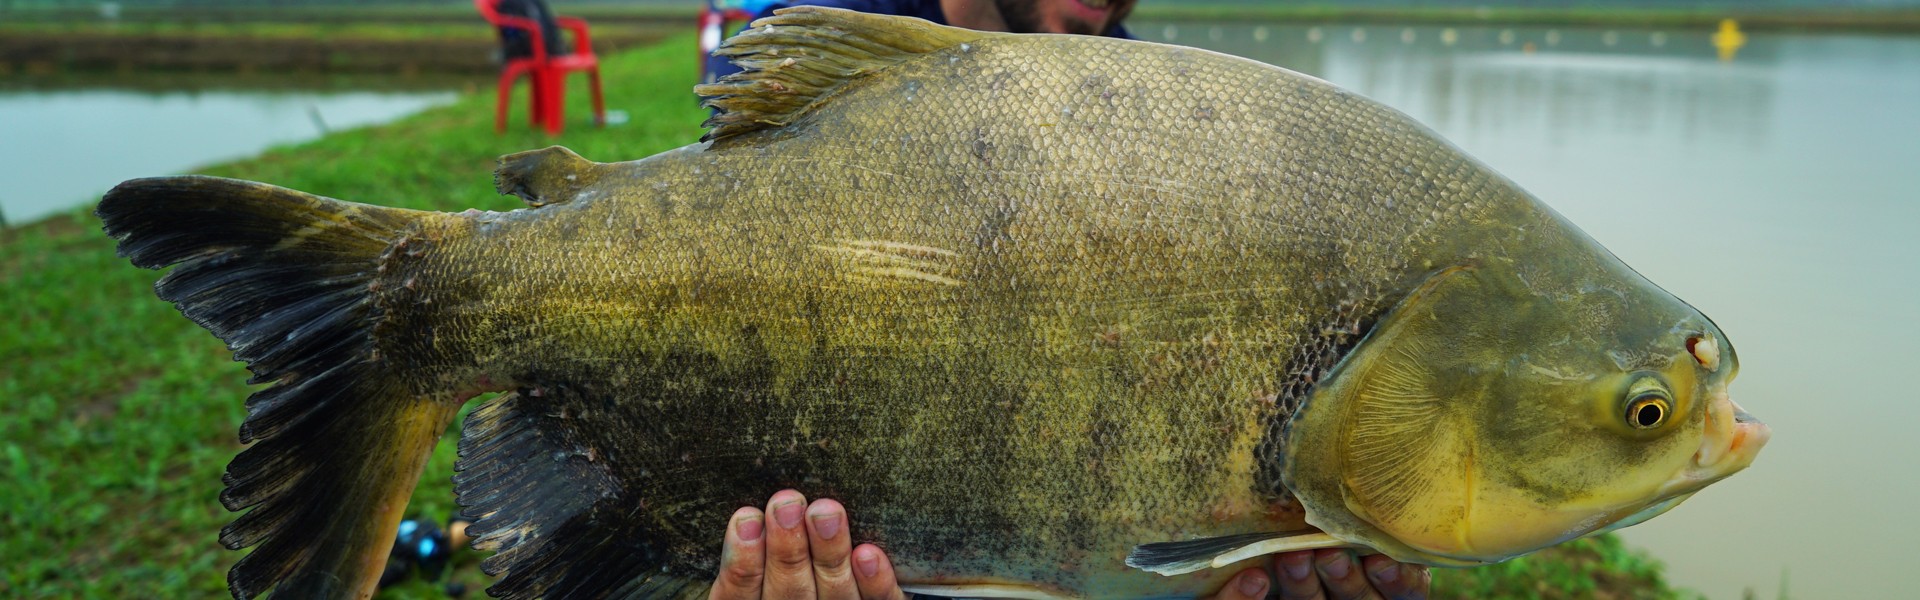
[0,34,1687,600]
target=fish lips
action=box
[1655,385,1771,503]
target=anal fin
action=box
[1126,530,1362,576]
[455,387,707,599]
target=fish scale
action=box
[387,20,1483,597]
[96,7,1765,599]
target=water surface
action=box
[1141,21,1920,599]
[0,76,457,225]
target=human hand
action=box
[705,490,1427,600]
[708,489,905,600]
[1207,549,1429,600]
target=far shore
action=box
[4,3,1919,31]
[1132,5,1920,32]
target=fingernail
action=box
[1369,562,1399,584]
[854,547,880,578]
[774,500,805,529]
[811,510,843,540]
[736,514,763,542]
[1237,571,1269,597]
[1320,553,1351,579]
[1283,554,1310,581]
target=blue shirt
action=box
[703,0,1133,83]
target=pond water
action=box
[0,77,458,226]
[1137,20,1920,599]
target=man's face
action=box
[993,0,1135,35]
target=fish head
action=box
[1282,261,1770,566]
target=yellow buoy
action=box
[1712,19,1746,62]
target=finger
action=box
[850,544,906,600]
[1204,567,1271,600]
[1408,564,1430,600]
[709,507,767,600]
[805,499,858,598]
[1313,550,1383,600]
[762,490,816,600]
[1274,551,1325,600]
[1360,555,1429,600]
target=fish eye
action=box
[1626,393,1671,429]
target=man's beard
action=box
[991,0,1044,33]
[998,0,1111,35]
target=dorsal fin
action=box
[694,6,992,142]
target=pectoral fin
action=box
[1126,530,1360,576]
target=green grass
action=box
[1432,534,1697,600]
[0,35,704,598]
[0,32,1688,600]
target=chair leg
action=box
[588,67,605,127]
[529,71,546,129]
[543,69,566,136]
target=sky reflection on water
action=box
[1142,21,1920,599]
[0,82,455,225]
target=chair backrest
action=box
[476,0,555,59]
[474,0,505,24]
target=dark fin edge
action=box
[98,176,458,599]
[1125,532,1284,576]
[693,6,990,143]
[455,390,707,599]
[493,145,602,208]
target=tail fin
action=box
[99,176,460,600]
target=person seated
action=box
[707,490,1431,600]
[494,0,571,61]
[705,0,1137,83]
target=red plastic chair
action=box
[476,0,606,135]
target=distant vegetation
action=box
[0,15,673,75]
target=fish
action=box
[96,7,1770,600]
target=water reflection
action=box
[1147,23,1779,151]
[0,75,457,225]
[1144,21,1920,599]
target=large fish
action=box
[97,7,1769,600]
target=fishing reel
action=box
[378,513,474,597]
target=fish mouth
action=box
[1579,386,1768,540]
[1660,384,1770,499]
